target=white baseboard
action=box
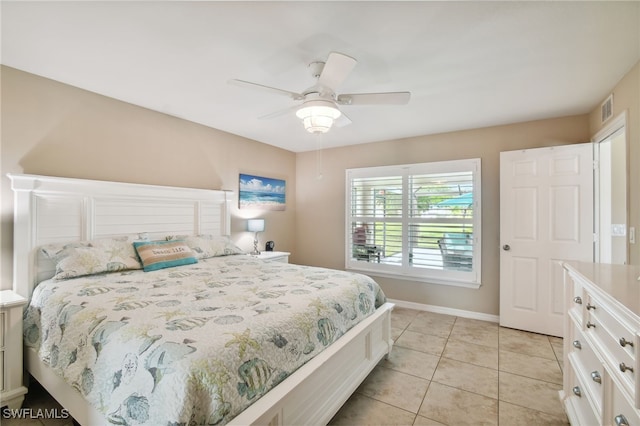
[388,298,499,323]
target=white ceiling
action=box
[2,1,639,152]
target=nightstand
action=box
[0,290,28,409]
[252,251,290,263]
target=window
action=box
[346,158,481,288]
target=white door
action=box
[500,144,593,337]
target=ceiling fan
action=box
[229,52,411,134]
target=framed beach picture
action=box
[239,173,286,210]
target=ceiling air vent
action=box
[600,94,613,124]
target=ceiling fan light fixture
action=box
[296,100,341,134]
[230,52,410,134]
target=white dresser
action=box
[562,262,640,426]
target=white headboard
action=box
[9,174,232,299]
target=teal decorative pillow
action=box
[41,235,146,281]
[165,234,244,259]
[133,240,198,271]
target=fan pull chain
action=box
[315,133,324,180]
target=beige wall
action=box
[295,116,591,316]
[589,62,640,265]
[0,66,297,289]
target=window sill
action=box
[346,266,481,289]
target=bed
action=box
[9,173,394,426]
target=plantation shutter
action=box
[346,159,481,288]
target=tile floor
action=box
[328,307,568,425]
[4,307,568,426]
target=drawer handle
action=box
[573,296,583,304]
[572,386,581,397]
[615,414,629,426]
[619,337,634,348]
[586,321,596,329]
[619,362,634,373]
[573,340,582,350]
[586,303,597,310]
[591,371,602,384]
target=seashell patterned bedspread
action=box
[23,255,386,425]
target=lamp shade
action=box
[296,99,341,134]
[247,219,265,233]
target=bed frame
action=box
[9,173,394,426]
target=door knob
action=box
[502,244,511,251]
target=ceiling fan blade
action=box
[228,79,304,100]
[317,52,357,89]
[337,92,411,106]
[258,104,299,120]
[335,111,352,128]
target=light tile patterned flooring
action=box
[329,307,569,425]
[5,307,568,426]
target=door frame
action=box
[592,111,628,264]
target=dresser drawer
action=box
[588,292,636,360]
[567,273,585,327]
[0,350,4,392]
[564,361,601,426]
[0,311,4,348]
[569,325,604,413]
[584,291,637,398]
[610,381,640,426]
